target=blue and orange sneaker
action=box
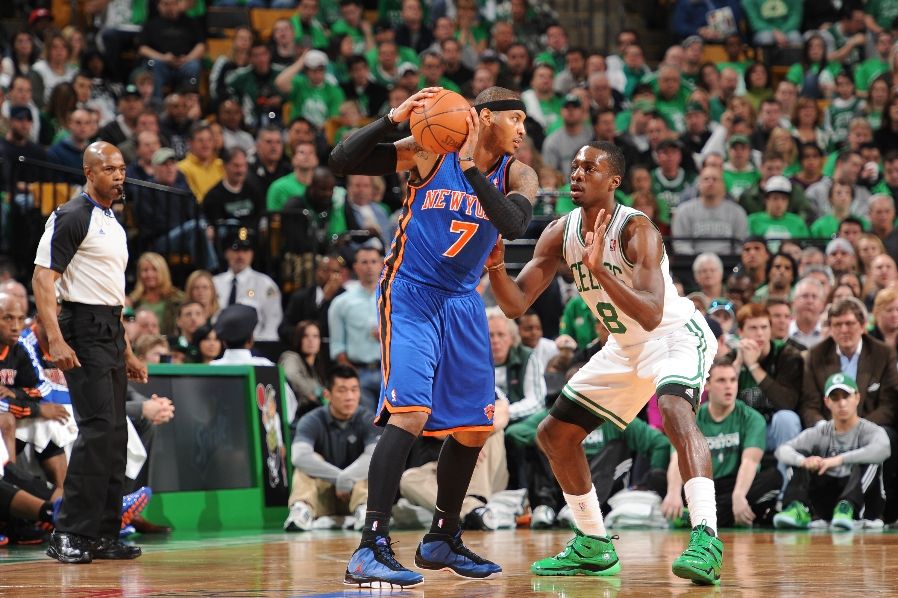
[0,534,7,546]
[415,530,502,579]
[121,487,151,530]
[344,536,424,588]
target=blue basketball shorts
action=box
[376,276,496,435]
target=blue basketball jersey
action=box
[382,152,514,293]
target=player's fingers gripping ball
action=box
[409,89,472,154]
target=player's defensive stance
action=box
[487,141,723,585]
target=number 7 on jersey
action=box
[443,220,479,257]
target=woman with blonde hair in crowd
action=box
[184,269,220,322]
[61,26,85,72]
[128,252,185,336]
[765,127,799,175]
[870,284,898,350]
[32,33,77,104]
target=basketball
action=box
[409,89,471,154]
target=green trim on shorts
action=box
[561,385,629,430]
[655,316,708,391]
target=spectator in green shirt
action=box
[811,181,862,239]
[653,64,691,133]
[723,134,760,201]
[785,34,840,99]
[559,295,597,350]
[330,0,375,55]
[275,49,345,128]
[662,357,781,528]
[748,175,810,240]
[418,50,461,93]
[854,31,892,95]
[267,140,318,213]
[290,0,329,50]
[741,0,803,48]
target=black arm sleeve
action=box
[328,116,399,177]
[462,166,533,240]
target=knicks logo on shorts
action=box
[484,404,495,421]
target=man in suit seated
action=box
[800,297,898,522]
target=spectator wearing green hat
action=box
[775,371,891,530]
[723,135,760,201]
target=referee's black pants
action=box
[55,303,128,539]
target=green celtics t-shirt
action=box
[867,0,898,30]
[723,166,760,201]
[330,19,367,53]
[810,214,870,239]
[747,211,809,239]
[559,295,597,349]
[290,14,329,49]
[651,168,695,224]
[288,75,345,127]
[696,401,766,479]
[267,174,307,213]
[854,58,889,93]
[540,95,565,135]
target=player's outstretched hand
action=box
[458,107,480,160]
[583,208,612,275]
[391,87,443,123]
[485,236,505,271]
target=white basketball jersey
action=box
[562,204,696,347]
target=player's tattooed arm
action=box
[394,136,436,174]
[488,216,566,318]
[507,160,539,205]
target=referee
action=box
[33,141,148,564]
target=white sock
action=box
[562,485,606,537]
[684,477,717,534]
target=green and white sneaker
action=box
[831,500,855,531]
[530,528,621,577]
[671,523,723,586]
[773,501,811,530]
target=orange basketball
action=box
[409,89,471,154]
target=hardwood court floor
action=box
[1,528,897,597]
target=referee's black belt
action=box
[61,301,123,317]
[350,360,380,370]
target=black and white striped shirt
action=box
[34,193,128,306]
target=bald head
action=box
[0,292,15,313]
[1,280,27,313]
[83,141,122,170]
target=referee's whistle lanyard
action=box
[81,191,114,217]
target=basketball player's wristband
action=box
[328,115,399,176]
[462,166,533,241]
